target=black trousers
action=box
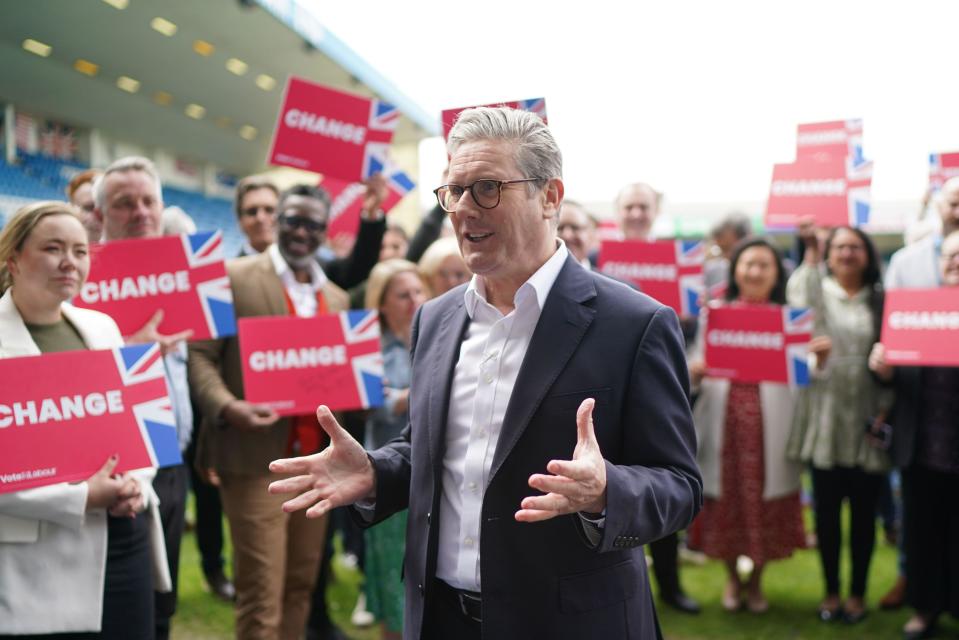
[422,581,481,640]
[648,532,683,597]
[184,430,227,577]
[903,465,959,618]
[153,464,188,640]
[811,466,883,597]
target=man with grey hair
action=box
[886,176,959,289]
[269,107,702,640]
[93,155,194,640]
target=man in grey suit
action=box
[269,107,702,640]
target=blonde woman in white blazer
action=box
[688,238,806,615]
[0,202,170,639]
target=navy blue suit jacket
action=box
[363,255,702,639]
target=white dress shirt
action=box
[436,241,569,591]
[268,244,328,317]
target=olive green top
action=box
[785,263,892,473]
[24,317,87,354]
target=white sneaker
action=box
[340,552,358,570]
[351,593,375,627]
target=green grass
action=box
[171,512,959,640]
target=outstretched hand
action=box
[268,405,376,519]
[516,398,607,523]
[127,309,194,355]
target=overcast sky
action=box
[313,0,959,209]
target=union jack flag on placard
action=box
[0,343,180,495]
[76,232,236,340]
[324,165,416,243]
[368,99,400,133]
[239,311,384,415]
[114,343,180,467]
[782,307,813,386]
[930,152,959,191]
[675,240,706,316]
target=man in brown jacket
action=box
[189,179,385,639]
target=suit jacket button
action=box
[418,583,424,595]
[427,512,431,524]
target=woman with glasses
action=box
[361,259,430,640]
[786,220,891,624]
[688,238,806,614]
[0,201,169,639]
[868,229,959,640]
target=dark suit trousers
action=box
[648,532,682,597]
[154,464,188,640]
[185,429,227,576]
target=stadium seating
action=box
[0,152,243,255]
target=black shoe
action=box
[842,607,868,624]
[204,569,236,602]
[902,619,937,640]
[662,592,701,614]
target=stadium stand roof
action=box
[0,0,437,175]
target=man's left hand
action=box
[360,173,388,220]
[127,309,194,356]
[516,398,607,522]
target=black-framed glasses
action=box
[279,214,327,233]
[433,178,546,213]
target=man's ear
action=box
[542,177,565,221]
[93,207,104,225]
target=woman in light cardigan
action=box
[689,238,806,614]
[0,201,170,639]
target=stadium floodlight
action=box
[239,125,257,141]
[185,104,206,120]
[151,17,178,37]
[193,40,215,56]
[22,39,52,57]
[226,58,248,76]
[255,74,276,91]
[117,76,140,93]
[101,0,128,9]
[74,59,99,76]
[153,91,173,106]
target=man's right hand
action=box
[268,405,375,519]
[221,399,280,431]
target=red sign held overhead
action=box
[239,311,384,416]
[880,288,959,366]
[598,240,705,317]
[268,76,400,182]
[704,303,813,386]
[441,98,547,141]
[0,343,180,495]
[765,118,873,229]
[74,232,235,340]
[323,166,415,245]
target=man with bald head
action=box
[886,176,959,288]
[611,181,699,614]
[615,182,662,241]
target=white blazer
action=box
[0,291,171,635]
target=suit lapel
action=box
[254,253,288,316]
[489,258,596,481]
[427,298,469,465]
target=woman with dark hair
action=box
[786,220,891,624]
[689,237,806,613]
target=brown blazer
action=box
[189,251,349,475]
